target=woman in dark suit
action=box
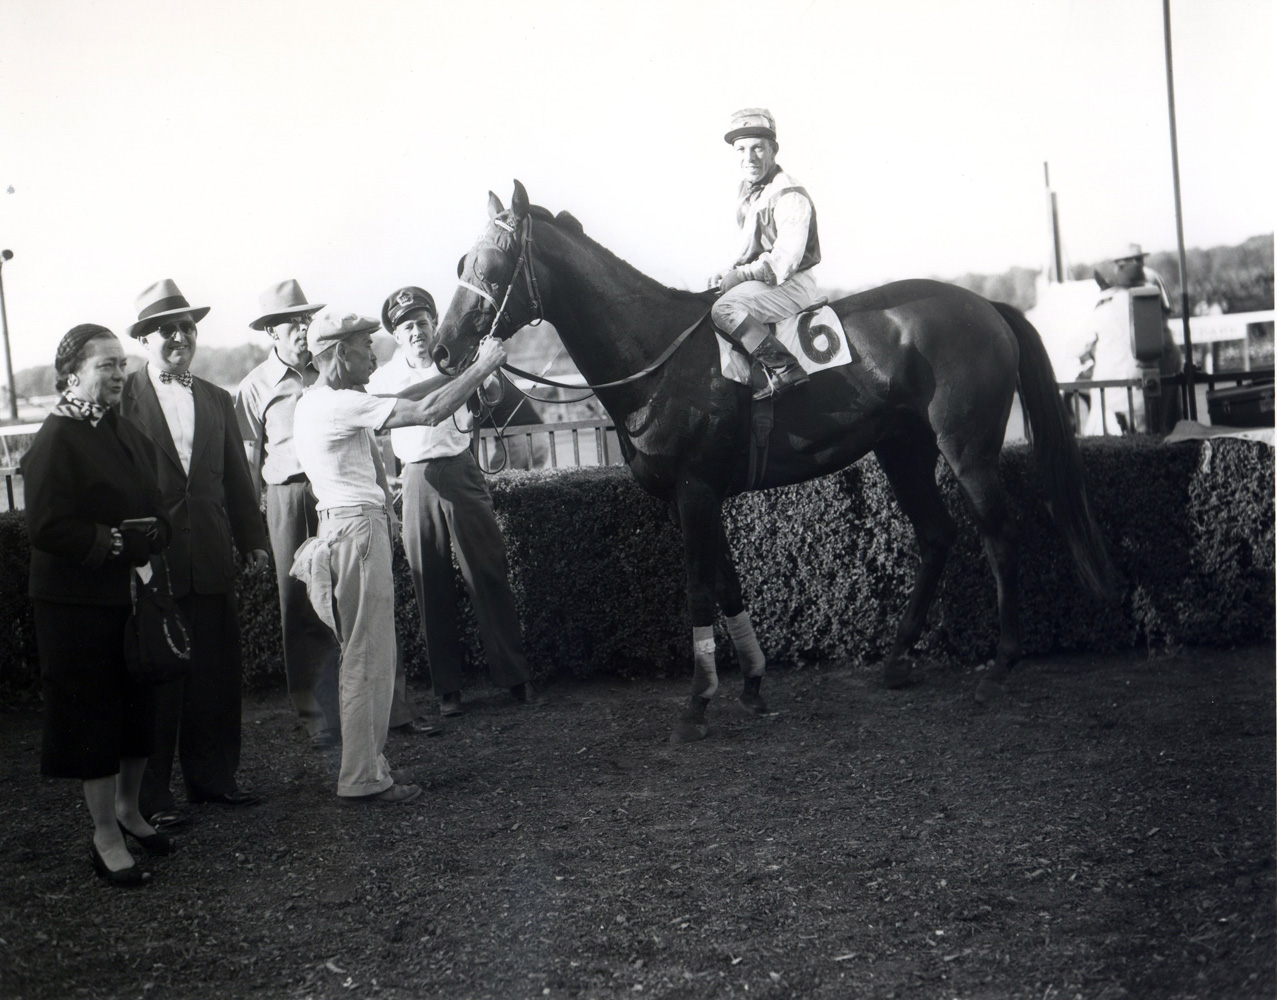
[21,324,172,887]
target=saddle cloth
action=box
[716,304,855,385]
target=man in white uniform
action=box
[292,310,504,803]
[369,287,536,719]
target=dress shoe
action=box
[343,782,422,805]
[310,729,341,750]
[118,820,172,856]
[147,809,189,833]
[392,719,441,737]
[191,790,261,807]
[90,841,149,887]
[510,681,546,706]
[438,692,464,717]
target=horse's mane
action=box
[529,204,716,306]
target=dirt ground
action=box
[0,643,1273,1000]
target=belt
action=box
[318,503,387,519]
[406,452,471,466]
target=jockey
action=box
[710,107,822,400]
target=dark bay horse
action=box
[434,181,1116,742]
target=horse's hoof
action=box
[738,676,768,716]
[974,677,1008,704]
[883,658,913,689]
[670,721,710,744]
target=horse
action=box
[432,181,1117,742]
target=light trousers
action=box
[710,268,820,332]
[320,506,396,798]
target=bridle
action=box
[451,210,709,473]
[451,212,708,393]
[454,214,545,349]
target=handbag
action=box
[123,555,193,684]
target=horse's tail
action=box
[993,300,1120,600]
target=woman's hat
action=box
[127,279,210,338]
[724,108,777,145]
[249,279,325,331]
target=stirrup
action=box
[752,363,809,401]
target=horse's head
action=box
[433,180,540,376]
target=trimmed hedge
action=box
[0,436,1271,700]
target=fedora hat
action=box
[249,279,325,331]
[127,279,210,338]
[1113,242,1147,262]
[724,107,777,145]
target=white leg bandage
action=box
[691,626,718,698]
[726,611,766,677]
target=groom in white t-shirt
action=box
[292,309,504,804]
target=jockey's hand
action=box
[707,271,725,291]
[718,267,750,294]
[475,337,507,374]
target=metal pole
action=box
[1162,0,1198,419]
[0,251,17,421]
[1044,162,1064,283]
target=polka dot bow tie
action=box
[159,371,194,388]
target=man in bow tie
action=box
[120,279,270,832]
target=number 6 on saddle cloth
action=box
[716,303,858,386]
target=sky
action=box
[0,0,1272,373]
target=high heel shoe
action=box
[118,820,172,856]
[90,841,149,887]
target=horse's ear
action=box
[555,211,583,236]
[457,254,467,278]
[510,179,529,220]
[487,191,504,220]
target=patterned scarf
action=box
[52,392,106,426]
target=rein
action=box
[455,214,708,392]
[499,311,708,390]
[456,212,710,471]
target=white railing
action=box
[2,371,1269,509]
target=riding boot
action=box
[729,316,810,401]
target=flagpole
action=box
[1162,0,1198,419]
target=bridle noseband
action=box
[455,214,544,346]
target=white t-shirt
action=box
[293,385,398,510]
[366,352,472,462]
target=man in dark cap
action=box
[710,107,821,400]
[368,287,539,718]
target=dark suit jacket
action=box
[22,409,169,605]
[120,368,269,598]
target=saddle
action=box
[724,300,858,490]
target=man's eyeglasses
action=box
[155,320,198,340]
[267,318,311,334]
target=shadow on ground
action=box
[0,643,1273,999]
